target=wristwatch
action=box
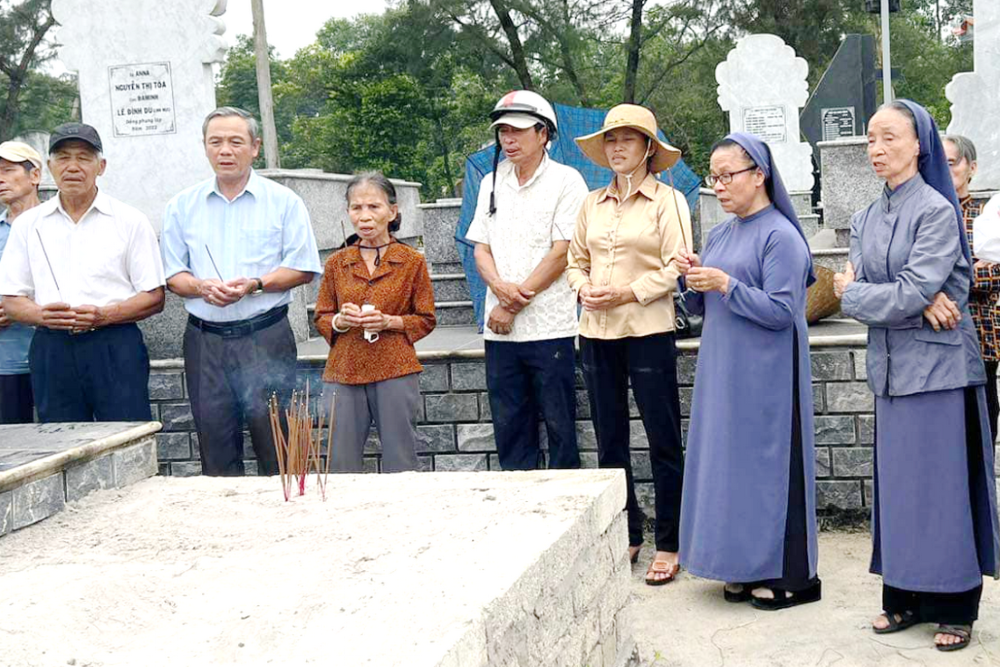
[249,278,264,296]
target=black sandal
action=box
[723,582,756,603]
[935,624,972,652]
[872,610,919,635]
[750,580,822,611]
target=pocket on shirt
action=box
[239,224,283,267]
[913,327,961,346]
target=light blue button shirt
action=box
[162,170,321,322]
[0,210,34,374]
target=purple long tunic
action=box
[679,205,818,582]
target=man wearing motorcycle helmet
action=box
[465,90,588,471]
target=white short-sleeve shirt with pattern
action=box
[466,153,588,342]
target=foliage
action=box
[0,0,75,139]
[208,0,976,185]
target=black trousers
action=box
[760,331,816,592]
[580,332,684,552]
[184,314,295,476]
[485,337,579,470]
[984,360,998,443]
[883,584,983,625]
[29,324,152,422]
[0,373,33,424]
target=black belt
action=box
[188,306,288,338]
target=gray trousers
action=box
[322,374,420,473]
[184,317,295,476]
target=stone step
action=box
[431,273,471,302]
[435,300,476,326]
[306,299,477,333]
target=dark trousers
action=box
[0,373,33,424]
[485,337,579,470]
[29,324,151,422]
[883,584,983,625]
[580,333,684,552]
[761,332,816,592]
[184,315,295,476]
[984,360,998,443]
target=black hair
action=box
[709,138,757,168]
[880,100,918,136]
[345,171,402,233]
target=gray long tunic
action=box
[842,173,1000,590]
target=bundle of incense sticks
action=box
[268,381,334,501]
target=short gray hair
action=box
[943,134,977,165]
[202,107,260,142]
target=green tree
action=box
[0,0,59,139]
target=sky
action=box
[222,0,390,59]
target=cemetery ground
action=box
[631,530,1000,666]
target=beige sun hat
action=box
[0,141,42,169]
[575,104,681,173]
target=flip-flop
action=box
[935,624,972,652]
[644,560,679,586]
[750,580,822,610]
[872,610,919,635]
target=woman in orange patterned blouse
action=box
[945,135,999,440]
[314,172,436,472]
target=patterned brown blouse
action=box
[314,241,436,385]
[964,196,1000,362]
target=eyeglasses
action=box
[705,165,757,187]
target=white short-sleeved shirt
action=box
[466,153,588,342]
[0,190,165,307]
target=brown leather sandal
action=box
[644,560,679,586]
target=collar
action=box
[598,172,659,204]
[500,152,550,191]
[882,172,925,211]
[39,188,112,221]
[737,203,775,224]
[0,209,6,226]
[210,169,259,202]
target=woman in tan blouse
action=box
[568,104,693,585]
[314,172,436,472]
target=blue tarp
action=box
[454,103,702,329]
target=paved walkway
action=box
[630,531,1000,666]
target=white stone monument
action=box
[716,34,815,193]
[946,0,1000,192]
[51,0,229,232]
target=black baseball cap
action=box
[49,123,103,154]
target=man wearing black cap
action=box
[0,123,166,422]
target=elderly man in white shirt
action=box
[0,123,165,422]
[466,91,588,471]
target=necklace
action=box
[357,239,394,267]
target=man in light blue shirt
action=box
[0,142,41,423]
[162,107,321,476]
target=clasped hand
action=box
[578,284,631,311]
[835,260,961,332]
[337,303,392,332]
[199,278,256,307]
[677,249,729,294]
[40,302,106,333]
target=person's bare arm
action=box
[473,243,533,313]
[520,241,570,296]
[3,295,76,330]
[72,287,166,331]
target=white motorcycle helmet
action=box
[487,90,558,215]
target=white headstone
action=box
[716,34,814,193]
[946,0,1000,192]
[51,0,229,231]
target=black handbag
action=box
[674,290,702,339]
